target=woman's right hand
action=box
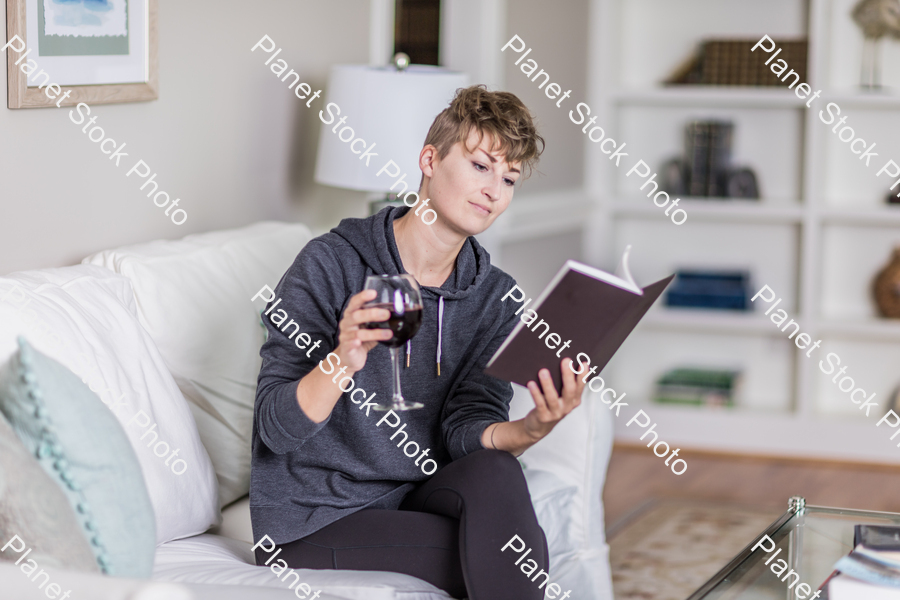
[334,289,392,374]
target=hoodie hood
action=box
[330,206,493,301]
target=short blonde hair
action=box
[423,85,544,179]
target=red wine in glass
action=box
[361,303,423,348]
[362,274,424,411]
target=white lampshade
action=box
[314,64,469,193]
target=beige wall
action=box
[0,0,371,274]
[504,0,589,196]
[0,0,591,275]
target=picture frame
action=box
[6,0,158,109]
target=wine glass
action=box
[361,274,424,411]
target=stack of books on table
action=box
[823,525,900,599]
[653,368,741,407]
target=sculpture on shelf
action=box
[852,0,900,89]
[873,247,900,317]
[660,120,760,200]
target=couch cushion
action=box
[0,402,100,574]
[0,266,220,546]
[154,534,451,600]
[1,561,351,600]
[0,338,156,577]
[84,222,314,506]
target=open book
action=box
[485,246,674,391]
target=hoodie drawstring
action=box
[405,295,445,376]
[436,296,444,376]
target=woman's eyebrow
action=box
[477,148,498,163]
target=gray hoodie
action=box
[250,206,521,544]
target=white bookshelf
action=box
[587,0,900,463]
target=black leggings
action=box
[254,449,549,599]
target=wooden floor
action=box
[603,444,900,531]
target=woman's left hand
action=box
[522,357,586,442]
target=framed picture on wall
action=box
[6,0,158,109]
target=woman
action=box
[251,85,586,599]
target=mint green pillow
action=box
[0,338,156,577]
[0,411,101,573]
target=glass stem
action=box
[390,345,404,404]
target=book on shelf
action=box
[706,122,734,197]
[663,120,759,200]
[685,121,711,197]
[486,247,674,392]
[664,270,752,311]
[653,368,741,407]
[682,120,735,199]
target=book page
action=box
[568,258,642,296]
[614,244,639,291]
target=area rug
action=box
[607,499,783,600]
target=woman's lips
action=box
[469,201,491,216]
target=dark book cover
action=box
[686,121,711,197]
[706,121,734,197]
[485,252,674,392]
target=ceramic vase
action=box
[873,247,900,318]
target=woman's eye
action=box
[473,162,488,172]
[504,178,515,186]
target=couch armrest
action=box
[510,384,614,553]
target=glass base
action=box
[372,400,424,411]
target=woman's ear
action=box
[419,144,438,178]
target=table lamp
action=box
[314,54,469,215]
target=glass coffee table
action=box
[687,497,900,599]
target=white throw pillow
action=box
[0,266,220,545]
[84,222,315,506]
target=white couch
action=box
[0,221,614,600]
